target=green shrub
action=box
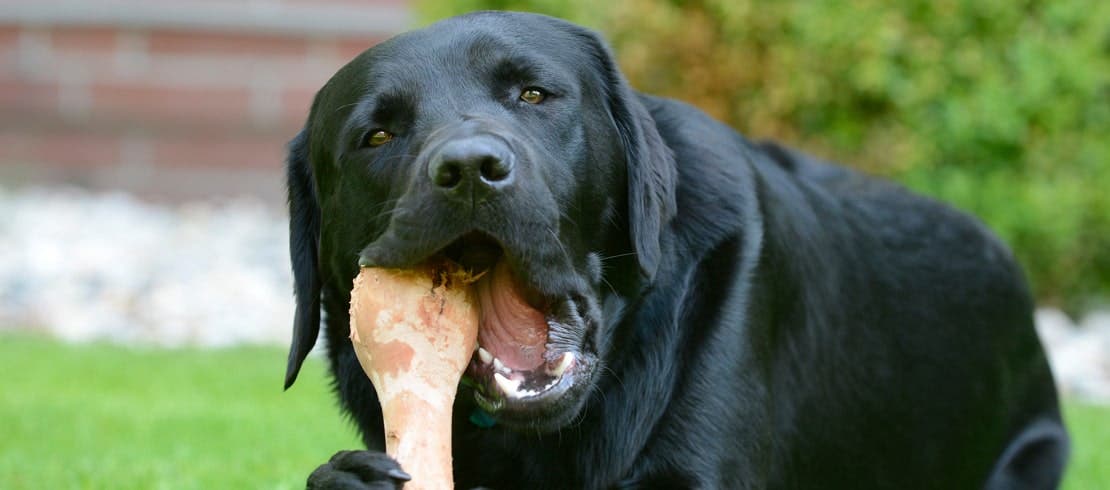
[417,0,1110,309]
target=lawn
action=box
[0,333,1106,489]
[0,334,361,489]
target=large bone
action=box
[348,260,481,490]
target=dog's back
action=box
[753,139,1069,488]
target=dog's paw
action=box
[306,450,412,489]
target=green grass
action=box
[1063,403,1110,490]
[0,334,361,489]
[0,334,1106,489]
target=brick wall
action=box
[0,0,411,202]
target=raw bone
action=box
[348,261,481,490]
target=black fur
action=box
[285,129,322,389]
[284,12,1067,489]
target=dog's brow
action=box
[465,33,510,64]
[370,91,414,123]
[488,55,570,95]
[492,56,540,82]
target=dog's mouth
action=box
[436,232,591,422]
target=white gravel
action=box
[1,186,1108,403]
[0,187,294,347]
[1036,309,1110,403]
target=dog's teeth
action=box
[549,352,574,377]
[494,372,521,397]
[493,357,509,374]
[477,347,493,364]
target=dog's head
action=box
[284,12,676,430]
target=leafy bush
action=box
[418,0,1110,309]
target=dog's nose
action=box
[428,136,514,199]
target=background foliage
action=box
[420,0,1110,310]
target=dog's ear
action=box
[284,128,322,389]
[578,30,677,280]
[620,93,677,281]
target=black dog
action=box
[283,11,1068,489]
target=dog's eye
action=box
[519,88,546,104]
[364,129,393,148]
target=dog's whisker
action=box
[544,225,574,265]
[368,207,403,223]
[374,153,422,165]
[598,252,638,262]
[364,198,405,223]
[557,204,580,230]
[599,276,618,296]
[331,101,361,114]
[604,209,621,229]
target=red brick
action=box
[150,132,287,169]
[283,0,409,5]
[0,25,23,69]
[295,58,346,89]
[0,25,19,49]
[0,78,60,118]
[0,127,121,167]
[147,30,310,59]
[281,86,317,127]
[40,49,324,91]
[89,81,252,128]
[50,26,120,55]
[332,36,381,62]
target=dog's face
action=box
[284,12,676,431]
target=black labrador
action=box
[283,11,1068,489]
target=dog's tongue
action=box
[474,260,547,370]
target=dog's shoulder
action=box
[635,93,1025,302]
[754,141,1006,255]
[752,140,1031,320]
[638,94,748,157]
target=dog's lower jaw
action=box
[462,294,602,432]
